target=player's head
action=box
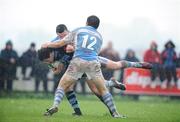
[86,15,100,29]
[38,48,54,64]
[56,24,69,38]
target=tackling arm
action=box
[42,32,75,48]
[42,40,66,48]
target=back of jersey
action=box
[73,26,103,61]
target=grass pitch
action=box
[0,95,180,122]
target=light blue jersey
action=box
[51,36,61,42]
[69,26,103,61]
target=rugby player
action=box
[40,24,127,117]
[41,17,152,118]
[41,15,126,118]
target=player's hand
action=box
[52,63,64,74]
[66,45,75,53]
[52,67,60,74]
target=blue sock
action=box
[66,91,82,115]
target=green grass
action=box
[0,95,180,122]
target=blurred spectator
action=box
[0,40,18,93]
[0,57,7,93]
[99,41,120,94]
[34,59,49,93]
[162,40,177,88]
[143,41,165,88]
[19,43,37,80]
[120,49,139,81]
[124,49,139,62]
[177,53,180,89]
[176,53,180,68]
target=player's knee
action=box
[97,86,108,96]
[91,86,99,95]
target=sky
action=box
[0,0,179,59]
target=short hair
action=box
[37,48,53,61]
[165,40,175,48]
[30,42,35,47]
[87,15,100,29]
[6,40,12,46]
[56,24,68,33]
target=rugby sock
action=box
[122,61,142,68]
[66,91,82,115]
[95,94,104,102]
[104,80,114,87]
[95,93,113,115]
[102,92,117,115]
[53,87,64,107]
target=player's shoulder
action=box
[51,36,61,42]
[72,26,87,32]
[72,26,97,33]
[72,26,102,40]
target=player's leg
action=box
[65,84,82,116]
[81,66,126,90]
[44,58,83,116]
[89,77,125,118]
[49,62,82,116]
[44,73,77,116]
[58,66,82,116]
[86,77,125,95]
[104,77,126,90]
[118,60,152,69]
[86,79,114,115]
[99,56,152,70]
[86,61,125,118]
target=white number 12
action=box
[82,35,97,50]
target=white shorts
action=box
[66,57,103,80]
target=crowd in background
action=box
[0,41,50,94]
[0,39,180,94]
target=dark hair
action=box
[165,40,175,48]
[6,40,12,46]
[37,48,53,61]
[30,42,35,47]
[56,24,68,33]
[87,15,100,29]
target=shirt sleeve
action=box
[63,32,75,44]
[51,36,60,42]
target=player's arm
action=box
[42,40,66,48]
[42,32,74,48]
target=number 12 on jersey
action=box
[81,35,97,50]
